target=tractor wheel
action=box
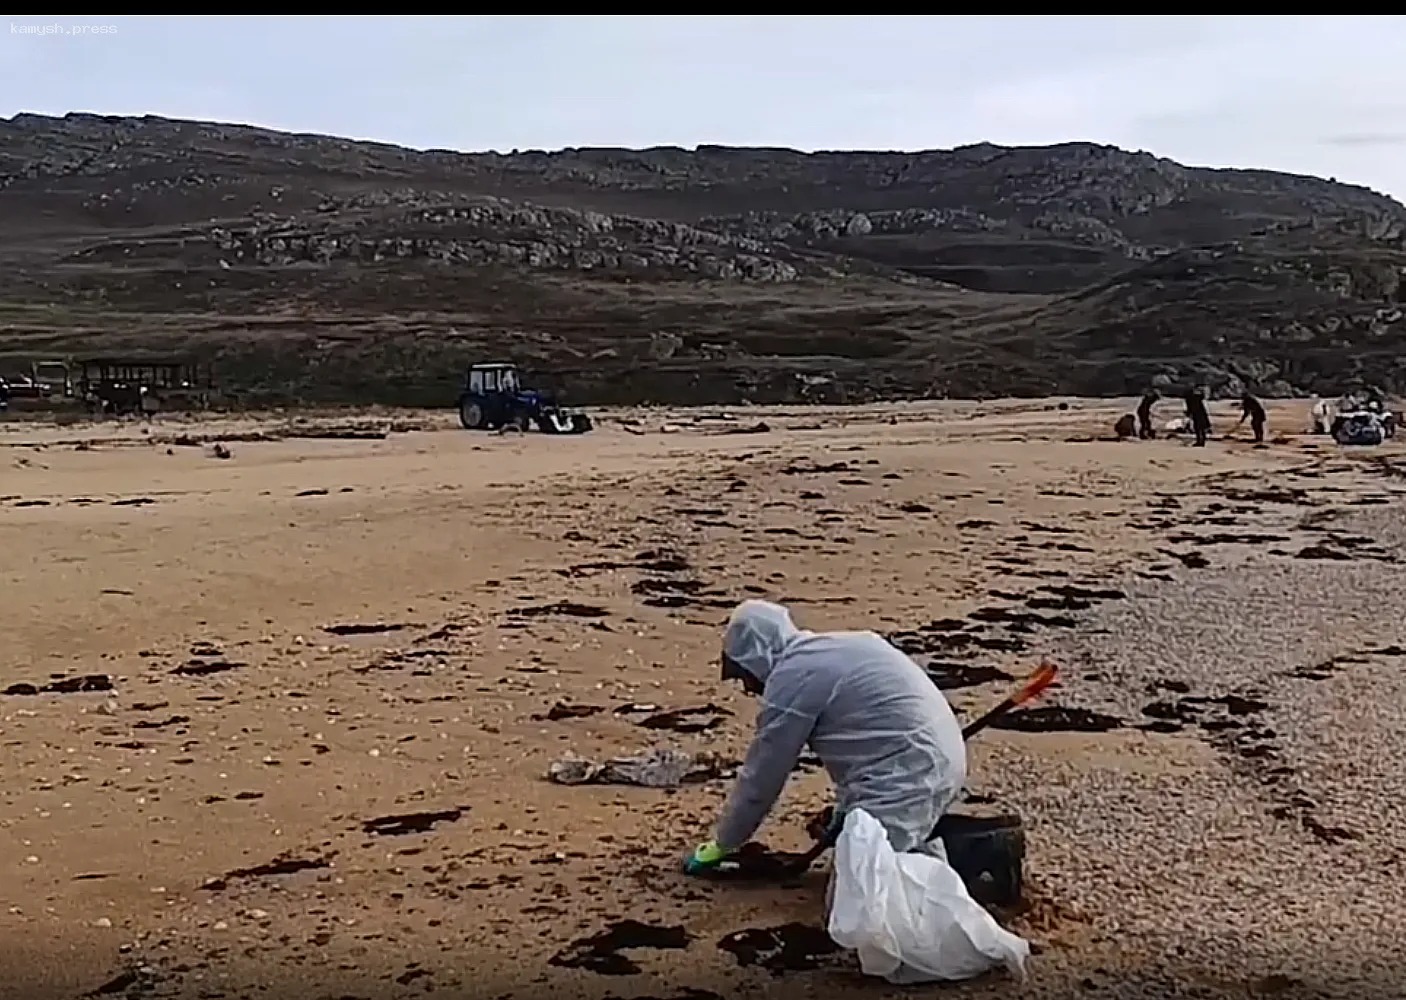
[459,399,485,430]
[568,413,593,434]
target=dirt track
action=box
[2,398,1403,999]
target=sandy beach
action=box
[2,396,1403,1000]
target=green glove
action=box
[683,840,728,875]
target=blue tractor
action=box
[457,362,593,434]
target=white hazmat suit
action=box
[713,600,967,855]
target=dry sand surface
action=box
[2,397,1405,1000]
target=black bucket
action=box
[933,811,1025,908]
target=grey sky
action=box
[4,15,1406,200]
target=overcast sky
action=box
[4,15,1406,200]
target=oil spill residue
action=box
[636,704,733,733]
[1033,539,1094,553]
[1219,486,1312,506]
[510,601,611,619]
[1162,550,1210,569]
[629,547,733,611]
[549,919,690,976]
[1139,693,1267,735]
[632,578,707,597]
[888,625,1028,659]
[780,461,852,475]
[698,842,809,883]
[989,706,1124,733]
[87,969,145,996]
[171,660,243,676]
[891,583,1121,670]
[1287,810,1359,846]
[1167,531,1290,547]
[638,581,735,610]
[641,593,735,610]
[717,923,839,975]
[1019,520,1076,535]
[200,854,330,891]
[1294,544,1352,561]
[1025,594,1091,611]
[1040,584,1125,603]
[132,714,190,730]
[52,675,114,694]
[924,660,1013,690]
[322,622,409,636]
[3,674,114,696]
[1141,693,1267,723]
[1138,694,1277,760]
[1291,527,1396,563]
[1287,658,1355,680]
[362,807,467,836]
[534,702,606,721]
[1292,645,1406,680]
[635,549,691,573]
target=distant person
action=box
[1310,396,1336,435]
[1114,413,1136,439]
[1184,388,1211,447]
[1136,389,1159,439]
[1237,392,1267,444]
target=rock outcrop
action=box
[1,111,1405,406]
[71,194,848,284]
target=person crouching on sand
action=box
[682,600,966,874]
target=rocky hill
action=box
[2,111,1405,406]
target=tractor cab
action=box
[467,363,521,396]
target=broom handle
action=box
[960,662,1058,740]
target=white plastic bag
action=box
[827,808,1031,984]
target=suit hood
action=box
[722,600,802,686]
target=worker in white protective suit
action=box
[684,600,967,875]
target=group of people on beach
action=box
[1131,387,1266,446]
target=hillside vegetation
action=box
[2,112,1405,405]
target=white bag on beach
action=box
[827,808,1031,984]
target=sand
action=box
[1,396,1403,999]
